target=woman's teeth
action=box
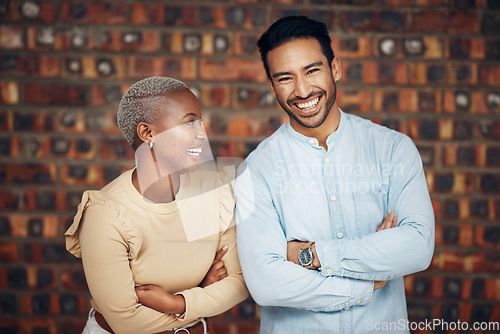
[296,97,319,110]
[187,148,202,157]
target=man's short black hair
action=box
[257,16,335,80]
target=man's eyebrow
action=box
[271,61,324,79]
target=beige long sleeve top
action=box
[65,166,248,334]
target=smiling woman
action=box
[65,77,248,334]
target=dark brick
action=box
[32,294,50,314]
[457,147,475,165]
[340,38,359,52]
[103,86,122,104]
[103,166,120,183]
[226,7,246,26]
[452,0,476,9]
[480,174,499,193]
[42,243,65,262]
[27,218,43,236]
[35,192,55,210]
[251,8,266,27]
[445,201,459,218]
[453,121,472,140]
[485,40,500,60]
[37,269,53,288]
[23,83,88,107]
[51,138,70,155]
[346,63,362,82]
[8,267,27,288]
[418,119,438,139]
[454,65,471,82]
[382,92,399,111]
[441,303,459,322]
[443,278,462,298]
[68,165,88,179]
[382,119,400,132]
[69,2,87,19]
[239,297,256,319]
[427,65,445,82]
[486,148,500,165]
[0,137,11,155]
[60,294,78,314]
[61,112,76,128]
[200,6,213,25]
[164,6,183,26]
[483,227,500,243]
[488,0,500,9]
[435,173,453,192]
[481,14,500,34]
[413,277,430,297]
[0,293,17,314]
[0,217,11,235]
[471,278,485,298]
[449,38,470,59]
[418,92,437,112]
[407,302,432,320]
[33,328,49,334]
[14,112,34,131]
[66,192,82,211]
[210,114,227,135]
[471,304,491,323]
[380,11,405,31]
[75,139,92,153]
[417,146,435,166]
[443,226,459,243]
[470,200,489,218]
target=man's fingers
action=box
[213,245,228,264]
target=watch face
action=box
[299,248,312,266]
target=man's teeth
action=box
[296,97,319,110]
[187,148,202,156]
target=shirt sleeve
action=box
[316,135,435,281]
[235,162,374,311]
[78,204,194,334]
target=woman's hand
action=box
[135,285,185,314]
[374,210,398,290]
[200,245,228,288]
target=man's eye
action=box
[307,68,319,74]
[277,77,291,82]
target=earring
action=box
[149,136,154,149]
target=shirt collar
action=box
[285,108,346,148]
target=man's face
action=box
[266,38,341,133]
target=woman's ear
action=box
[137,122,153,144]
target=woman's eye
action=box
[186,120,195,127]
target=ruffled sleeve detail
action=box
[217,164,236,233]
[65,190,142,259]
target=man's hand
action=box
[135,285,186,314]
[287,241,320,268]
[374,210,398,290]
[200,245,228,288]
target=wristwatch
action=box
[298,242,315,269]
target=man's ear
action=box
[331,57,341,82]
[267,77,277,98]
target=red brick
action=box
[60,165,104,187]
[199,59,266,82]
[0,190,19,210]
[201,85,231,108]
[0,81,19,104]
[0,26,24,49]
[100,139,135,161]
[128,57,197,80]
[234,33,260,56]
[61,270,88,291]
[0,242,18,262]
[94,30,160,53]
[435,224,473,246]
[23,83,87,106]
[446,63,477,85]
[131,3,164,25]
[411,11,479,33]
[0,163,57,184]
[479,65,500,86]
[382,0,445,5]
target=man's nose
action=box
[295,76,313,98]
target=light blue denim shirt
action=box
[235,110,434,334]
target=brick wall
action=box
[0,0,499,333]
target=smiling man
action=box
[235,16,435,333]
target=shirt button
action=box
[326,268,332,275]
[356,299,362,304]
[330,195,336,201]
[309,139,315,144]
[344,307,350,311]
[337,232,343,239]
[325,158,330,163]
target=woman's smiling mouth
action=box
[187,147,202,157]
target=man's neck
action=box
[290,106,341,150]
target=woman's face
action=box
[149,89,212,173]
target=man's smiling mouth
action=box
[295,97,320,111]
